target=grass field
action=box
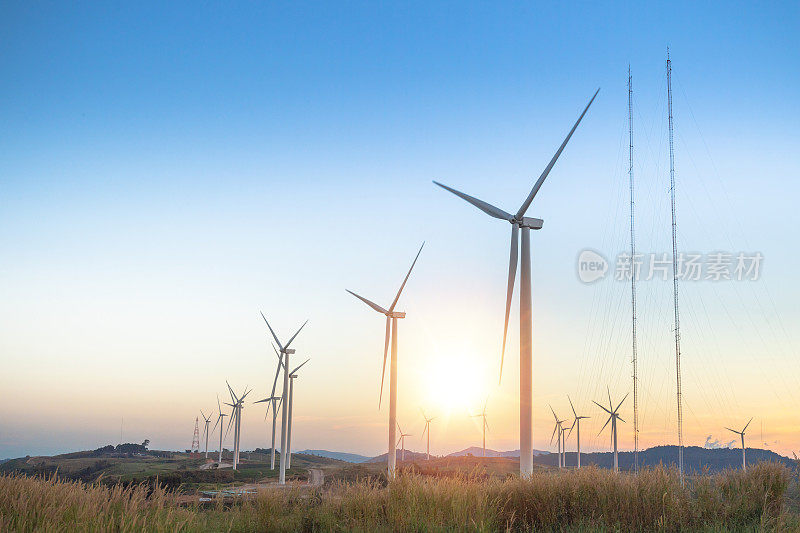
[1,461,797,532]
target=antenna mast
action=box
[667,48,684,480]
[628,66,639,473]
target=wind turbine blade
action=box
[212,414,221,432]
[284,320,308,350]
[225,410,235,439]
[568,395,577,419]
[388,242,424,313]
[347,289,388,315]
[607,386,612,410]
[200,410,207,421]
[484,418,489,433]
[615,392,629,413]
[567,420,576,438]
[379,316,390,409]
[217,394,222,414]
[499,224,518,384]
[592,400,612,415]
[548,404,559,422]
[270,355,283,398]
[260,312,284,352]
[598,415,612,435]
[254,398,271,404]
[616,415,626,424]
[725,427,739,434]
[742,417,753,433]
[550,423,558,444]
[432,181,513,221]
[290,358,310,375]
[515,88,600,218]
[422,424,427,438]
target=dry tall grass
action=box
[1,462,794,532]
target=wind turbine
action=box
[421,409,436,460]
[225,382,251,470]
[471,399,489,458]
[212,395,228,464]
[567,395,589,468]
[286,358,310,470]
[594,388,628,473]
[260,313,308,485]
[255,344,286,470]
[347,242,424,479]
[725,417,753,470]
[200,410,213,459]
[433,90,599,476]
[396,423,412,462]
[549,405,566,469]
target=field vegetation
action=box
[1,461,797,532]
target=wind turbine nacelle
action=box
[284,348,296,355]
[389,312,406,319]
[521,217,544,229]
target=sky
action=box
[1,2,798,460]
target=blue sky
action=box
[1,2,798,459]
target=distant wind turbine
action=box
[254,343,286,470]
[421,409,436,460]
[549,405,566,469]
[347,242,424,479]
[200,410,213,459]
[260,313,308,485]
[725,417,753,470]
[471,399,489,458]
[396,423,412,462]
[225,382,251,470]
[566,395,589,468]
[286,358,310,470]
[433,90,599,476]
[212,395,227,464]
[594,388,628,473]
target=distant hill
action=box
[448,447,548,458]
[367,450,429,463]
[298,450,372,463]
[535,445,797,473]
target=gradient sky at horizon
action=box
[1,2,798,459]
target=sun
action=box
[424,350,487,414]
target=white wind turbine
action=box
[347,243,424,479]
[566,395,589,469]
[471,399,490,458]
[200,410,213,459]
[433,90,599,476]
[549,405,566,469]
[225,382,251,471]
[254,344,285,470]
[260,313,308,485]
[396,423,412,462]
[212,395,228,464]
[594,388,628,473]
[286,358,310,470]
[421,409,436,460]
[725,417,753,471]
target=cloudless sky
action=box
[1,2,798,459]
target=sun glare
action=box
[424,350,487,414]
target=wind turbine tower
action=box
[347,243,424,479]
[549,405,566,468]
[396,423,412,462]
[200,410,213,458]
[255,344,285,470]
[212,395,227,464]
[594,388,628,473]
[725,418,753,470]
[421,410,435,460]
[433,90,598,476]
[260,313,308,485]
[567,396,589,469]
[471,399,489,458]
[286,358,310,469]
